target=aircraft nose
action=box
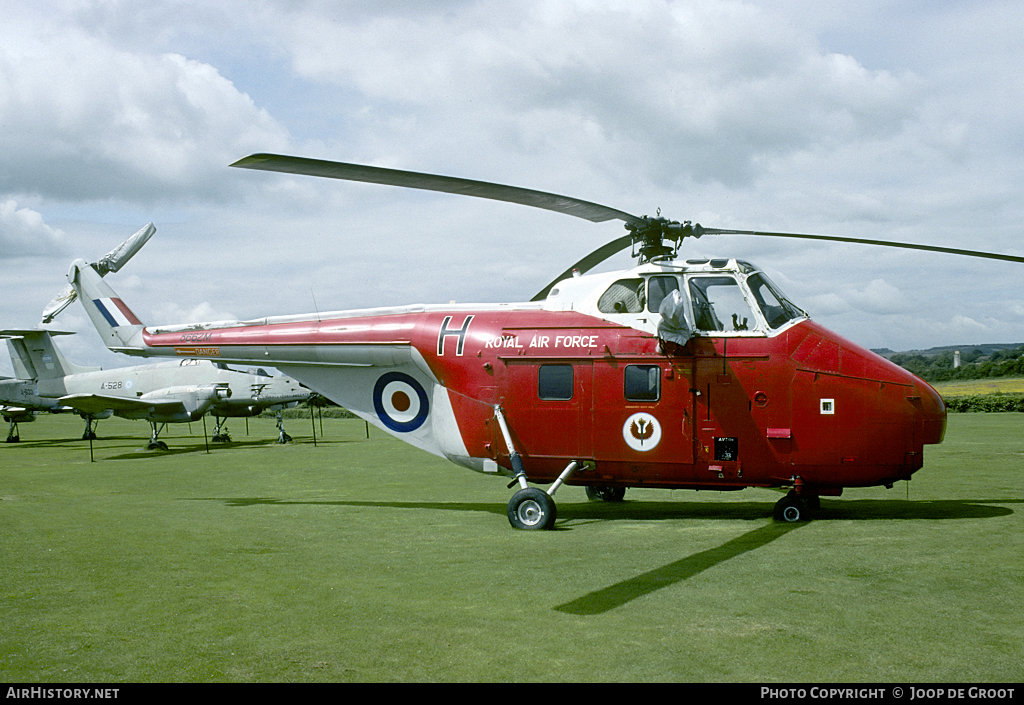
[915,381,947,445]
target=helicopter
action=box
[65,153,1024,528]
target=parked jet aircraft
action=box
[1,330,106,442]
[1,329,312,449]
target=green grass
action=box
[2,413,1022,682]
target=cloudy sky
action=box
[3,0,1024,377]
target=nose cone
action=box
[915,379,947,445]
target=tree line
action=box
[888,345,1024,383]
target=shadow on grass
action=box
[192,495,1015,615]
[553,499,1016,615]
[196,496,1016,522]
[94,436,360,460]
[555,521,802,615]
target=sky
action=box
[3,0,1024,377]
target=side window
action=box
[624,365,660,402]
[688,276,756,332]
[538,364,573,400]
[597,278,644,313]
[647,275,680,313]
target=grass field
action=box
[932,376,1024,396]
[2,413,1022,682]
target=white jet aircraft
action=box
[1,329,312,449]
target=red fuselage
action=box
[142,304,946,495]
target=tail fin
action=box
[42,223,156,324]
[0,330,99,381]
[67,259,146,353]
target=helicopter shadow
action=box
[555,520,801,615]
[555,497,1014,524]
[192,495,1014,615]
[552,498,1015,615]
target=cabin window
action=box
[647,275,680,313]
[688,276,756,332]
[538,364,574,400]
[624,365,660,402]
[746,273,804,329]
[597,278,644,313]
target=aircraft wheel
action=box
[148,440,169,451]
[83,431,98,441]
[6,435,19,443]
[773,492,809,523]
[507,488,557,530]
[585,485,626,502]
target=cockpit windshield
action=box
[591,266,805,336]
[688,276,754,332]
[745,273,805,329]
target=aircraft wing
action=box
[59,393,185,416]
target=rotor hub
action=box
[627,216,704,263]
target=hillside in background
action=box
[874,343,1024,383]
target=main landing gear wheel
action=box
[507,488,557,530]
[585,485,626,502]
[773,490,814,523]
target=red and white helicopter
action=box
[67,154,1024,529]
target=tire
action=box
[773,493,808,523]
[585,485,626,502]
[507,488,557,530]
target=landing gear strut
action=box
[6,419,19,443]
[82,415,98,441]
[211,416,231,443]
[147,422,169,451]
[495,405,578,530]
[275,410,292,444]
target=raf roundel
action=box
[373,372,429,433]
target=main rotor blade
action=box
[704,228,1024,264]
[531,234,635,301]
[232,153,640,225]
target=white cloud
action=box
[0,19,290,203]
[847,279,905,315]
[0,200,65,257]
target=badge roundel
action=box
[373,371,429,433]
[623,412,662,452]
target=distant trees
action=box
[889,345,1024,383]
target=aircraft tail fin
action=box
[0,330,98,381]
[67,259,146,353]
[42,223,156,324]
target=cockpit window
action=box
[598,278,645,314]
[746,273,805,329]
[688,276,756,332]
[647,275,680,313]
